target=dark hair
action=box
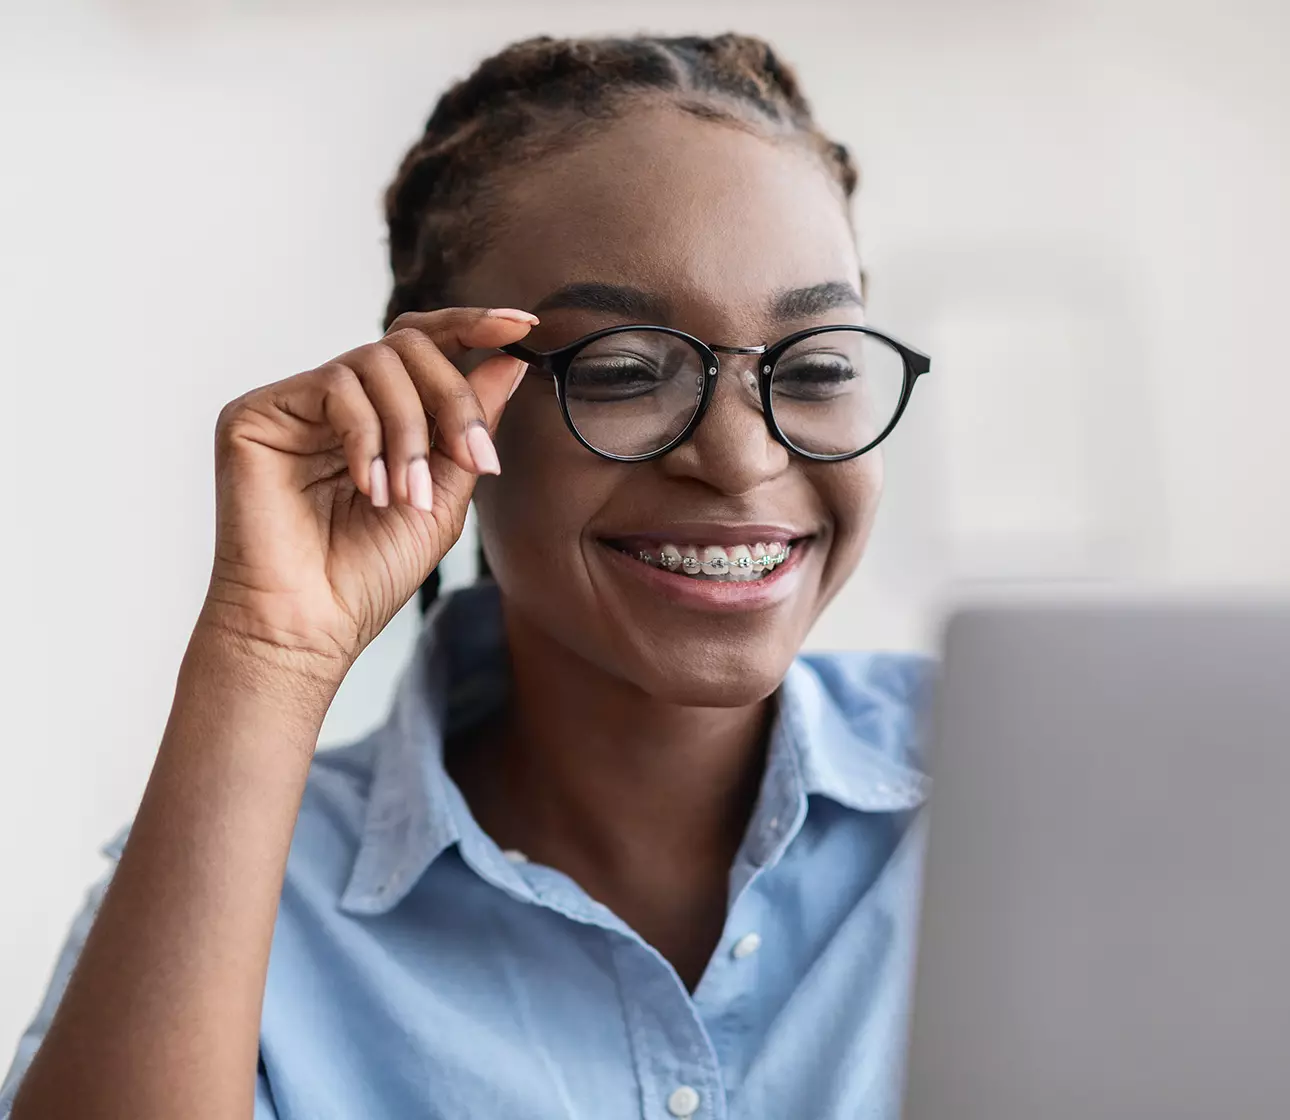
[393,33,861,612]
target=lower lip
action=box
[596,539,810,612]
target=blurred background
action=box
[2,0,1287,1055]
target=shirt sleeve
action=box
[0,849,279,1119]
[0,869,111,1118]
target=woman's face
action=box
[456,103,882,706]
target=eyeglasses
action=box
[500,323,931,463]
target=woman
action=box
[4,33,931,1120]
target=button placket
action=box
[610,934,727,1120]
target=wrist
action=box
[183,616,347,724]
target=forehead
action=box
[458,103,859,332]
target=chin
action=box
[636,664,789,708]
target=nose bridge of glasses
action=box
[706,343,770,392]
[704,347,767,413]
[708,343,768,356]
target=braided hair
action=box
[392,33,861,611]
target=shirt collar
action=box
[340,583,929,916]
[780,653,931,813]
[339,583,522,915]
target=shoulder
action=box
[788,649,936,773]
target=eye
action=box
[565,354,667,401]
[772,350,860,400]
[564,340,693,402]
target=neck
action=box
[448,597,772,904]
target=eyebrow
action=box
[771,281,864,320]
[529,278,864,325]
[531,283,671,322]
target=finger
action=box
[316,363,388,506]
[379,328,501,477]
[468,353,529,432]
[342,342,432,510]
[430,356,527,517]
[384,306,538,362]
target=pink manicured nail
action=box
[465,422,501,475]
[407,457,433,511]
[487,308,540,324]
[507,361,529,400]
[369,457,389,508]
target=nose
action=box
[659,354,791,495]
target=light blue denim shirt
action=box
[3,583,931,1120]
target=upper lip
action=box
[598,523,814,546]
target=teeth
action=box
[700,546,729,576]
[626,540,794,580]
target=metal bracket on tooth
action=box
[636,546,790,574]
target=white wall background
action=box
[2,0,1287,1056]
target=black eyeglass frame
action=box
[500,323,931,463]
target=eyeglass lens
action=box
[561,327,906,459]
[769,328,906,457]
[562,330,705,458]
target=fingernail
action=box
[407,457,433,511]
[465,422,501,475]
[507,361,529,400]
[487,308,540,325]
[369,457,389,508]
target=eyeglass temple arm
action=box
[498,341,547,366]
[879,332,931,377]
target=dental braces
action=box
[636,544,791,576]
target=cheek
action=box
[820,451,885,575]
[474,391,612,585]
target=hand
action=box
[197,306,536,682]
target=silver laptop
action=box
[901,597,1290,1120]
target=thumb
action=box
[468,355,529,433]
[420,354,527,527]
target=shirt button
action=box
[732,932,762,959]
[502,849,529,864]
[667,1085,701,1117]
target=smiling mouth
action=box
[601,537,811,582]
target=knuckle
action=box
[340,424,377,455]
[387,418,427,450]
[384,328,444,378]
[385,311,421,334]
[334,399,378,438]
[214,392,257,447]
[382,326,428,354]
[215,394,246,431]
[444,385,483,415]
[317,362,357,394]
[367,340,404,369]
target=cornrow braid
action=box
[383,32,859,330]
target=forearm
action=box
[12,630,338,1120]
